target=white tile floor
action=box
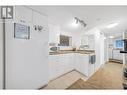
[43,70,87,89]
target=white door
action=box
[0,18,3,89]
[6,6,49,89]
[30,11,49,88]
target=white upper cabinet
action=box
[81,35,95,50]
[15,6,32,24]
[81,35,89,45]
[49,24,60,44]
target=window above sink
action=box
[58,35,72,46]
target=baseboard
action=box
[38,84,48,90]
[109,59,123,64]
[49,69,75,82]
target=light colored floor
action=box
[43,62,123,89]
[68,62,123,89]
[43,70,87,89]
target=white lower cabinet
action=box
[49,53,74,80]
[49,53,95,80]
[74,54,81,72]
[75,54,90,77]
[113,50,123,61]
[66,53,74,71]
[88,63,95,76]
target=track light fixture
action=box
[74,17,87,28]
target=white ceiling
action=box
[28,6,127,37]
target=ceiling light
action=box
[109,36,114,39]
[71,22,79,27]
[107,23,119,29]
[70,18,79,28]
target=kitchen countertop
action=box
[49,50,95,55]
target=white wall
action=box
[72,33,82,49]
[48,24,60,44]
[93,29,105,70]
[0,18,3,89]
[94,29,102,70]
[104,38,109,63]
[84,28,105,70]
[88,35,95,50]
[5,6,49,89]
[48,23,78,49]
[100,33,105,66]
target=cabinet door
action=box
[80,55,89,76]
[68,53,74,71]
[113,50,117,59]
[108,48,113,59]
[58,54,67,75]
[88,63,95,77]
[81,36,88,45]
[118,52,123,60]
[113,50,123,61]
[75,54,81,72]
[49,55,60,80]
[49,54,73,80]
[59,54,72,73]
[88,55,95,77]
[75,54,89,76]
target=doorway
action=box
[107,36,123,64]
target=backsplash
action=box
[59,46,73,50]
[49,42,73,51]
